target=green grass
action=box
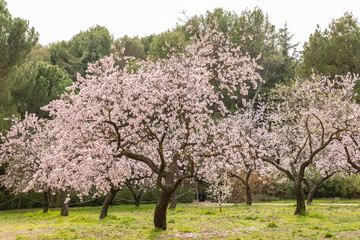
[0,199,359,239]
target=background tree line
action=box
[1,0,360,210]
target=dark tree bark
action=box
[134,194,141,207]
[60,190,68,216]
[244,170,252,205]
[18,196,22,209]
[99,188,119,219]
[43,191,49,213]
[169,188,178,209]
[197,180,205,202]
[120,125,194,230]
[154,189,173,230]
[294,180,306,215]
[306,187,316,206]
[344,145,360,173]
[246,185,252,205]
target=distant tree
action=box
[262,74,360,214]
[114,36,146,59]
[5,45,71,119]
[49,25,112,80]
[111,36,146,68]
[296,12,360,79]
[148,30,186,59]
[206,172,232,212]
[268,22,299,89]
[48,41,72,76]
[14,62,72,118]
[234,8,298,102]
[0,0,38,130]
[0,0,38,80]
[214,106,269,206]
[0,114,67,214]
[141,34,154,55]
[183,8,298,109]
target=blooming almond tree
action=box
[42,26,261,229]
[201,105,269,206]
[0,113,67,214]
[262,74,360,214]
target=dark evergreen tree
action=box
[49,25,112,81]
[296,12,360,78]
[0,0,38,131]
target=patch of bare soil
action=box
[164,229,233,240]
[0,228,54,240]
[338,231,360,239]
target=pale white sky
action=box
[6,0,360,50]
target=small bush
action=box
[244,216,258,220]
[324,232,333,238]
[267,222,278,228]
[203,209,216,215]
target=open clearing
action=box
[0,199,359,240]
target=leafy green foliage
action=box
[0,0,38,131]
[16,62,72,118]
[296,12,360,78]
[0,0,38,79]
[49,25,112,81]
[113,35,146,60]
[111,35,146,69]
[148,30,186,59]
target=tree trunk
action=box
[60,190,68,216]
[307,188,316,205]
[135,196,140,207]
[246,185,252,205]
[134,190,143,207]
[154,189,172,230]
[18,196,22,209]
[43,191,49,213]
[198,180,205,202]
[99,188,119,219]
[294,181,306,215]
[169,188,178,209]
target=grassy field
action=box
[0,199,359,240]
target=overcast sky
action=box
[6,0,360,50]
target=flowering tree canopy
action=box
[261,74,360,214]
[39,26,262,229]
[0,113,49,194]
[0,113,64,213]
[199,105,270,205]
